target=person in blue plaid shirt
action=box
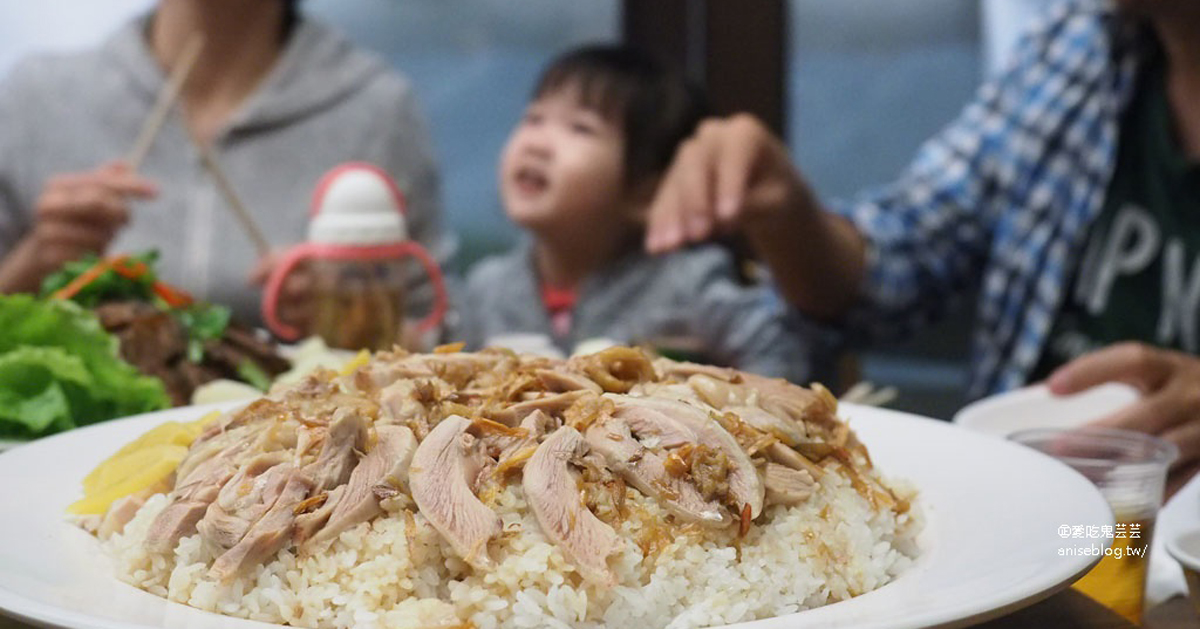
[644,0,1200,483]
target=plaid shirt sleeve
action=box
[830,0,1128,356]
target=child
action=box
[456,45,829,383]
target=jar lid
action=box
[307,163,408,245]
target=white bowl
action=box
[953,382,1140,438]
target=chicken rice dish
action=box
[85,346,921,628]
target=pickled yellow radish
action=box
[69,444,188,515]
[339,349,371,376]
[184,410,222,434]
[81,411,219,494]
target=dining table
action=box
[0,589,1193,628]
[977,589,1193,628]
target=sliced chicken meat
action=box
[378,378,444,439]
[196,453,291,553]
[610,397,698,449]
[607,395,765,517]
[763,463,816,506]
[294,486,343,545]
[409,415,502,569]
[209,469,314,581]
[303,408,368,491]
[489,390,590,426]
[98,494,146,540]
[145,441,246,552]
[764,442,825,479]
[584,419,730,527]
[307,425,417,547]
[655,359,740,383]
[738,372,839,427]
[523,426,620,585]
[725,405,805,446]
[684,374,746,408]
[534,368,602,394]
[174,423,261,485]
[473,410,555,461]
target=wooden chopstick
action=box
[194,141,272,257]
[126,34,204,172]
[127,30,271,258]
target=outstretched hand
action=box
[1048,342,1200,495]
[644,114,803,254]
[642,114,866,320]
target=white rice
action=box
[104,470,920,629]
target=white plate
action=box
[0,403,1111,629]
[952,383,1140,438]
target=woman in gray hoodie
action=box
[0,0,451,328]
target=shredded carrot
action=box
[738,503,752,538]
[152,282,193,308]
[110,258,149,280]
[50,254,193,308]
[50,256,125,300]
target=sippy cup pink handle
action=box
[396,241,449,337]
[261,241,450,342]
[262,243,323,341]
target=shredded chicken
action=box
[103,346,891,583]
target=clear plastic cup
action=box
[1010,427,1177,624]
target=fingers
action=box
[37,184,132,229]
[645,178,686,254]
[712,114,768,222]
[1046,342,1173,395]
[1089,371,1200,449]
[281,267,314,300]
[38,165,158,231]
[47,166,158,200]
[1090,392,1183,438]
[277,268,315,331]
[1163,417,1200,470]
[1071,346,1200,477]
[645,114,777,254]
[1156,374,1200,464]
[1166,460,1200,500]
[673,137,718,242]
[646,137,712,253]
[247,251,284,286]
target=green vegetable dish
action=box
[0,251,289,440]
[0,295,169,439]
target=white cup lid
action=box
[308,164,408,245]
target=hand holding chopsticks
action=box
[4,35,196,285]
[1,162,157,292]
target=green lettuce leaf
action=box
[0,295,170,438]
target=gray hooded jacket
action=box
[0,15,451,325]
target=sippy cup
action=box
[262,163,447,351]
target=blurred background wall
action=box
[0,0,1061,417]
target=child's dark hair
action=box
[533,44,708,189]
